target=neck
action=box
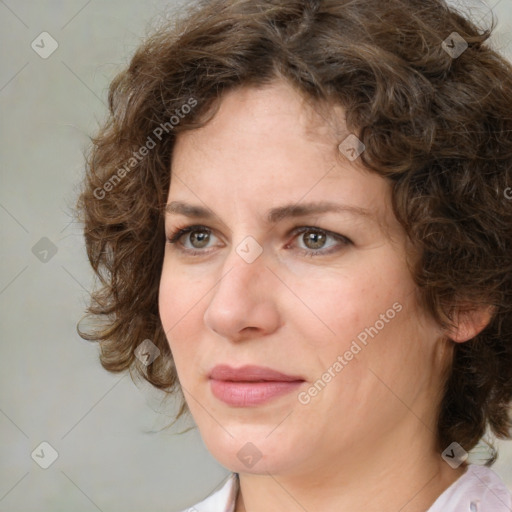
[235,422,467,512]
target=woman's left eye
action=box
[290,226,351,256]
[165,224,352,257]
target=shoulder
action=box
[428,464,512,512]
[176,473,239,512]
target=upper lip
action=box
[209,365,304,382]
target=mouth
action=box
[208,365,305,407]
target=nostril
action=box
[470,501,479,512]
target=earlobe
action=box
[448,305,495,343]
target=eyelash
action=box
[165,224,352,257]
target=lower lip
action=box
[209,379,304,407]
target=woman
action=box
[76,0,512,510]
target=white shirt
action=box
[178,464,512,512]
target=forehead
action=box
[168,80,398,238]
[174,80,348,161]
[172,81,366,187]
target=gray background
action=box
[1,1,511,511]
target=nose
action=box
[203,246,281,342]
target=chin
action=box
[198,423,306,475]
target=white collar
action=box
[182,473,238,512]
[181,464,512,512]
[427,463,512,512]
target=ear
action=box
[447,305,495,343]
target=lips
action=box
[209,364,304,382]
[208,365,305,407]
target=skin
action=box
[158,79,476,511]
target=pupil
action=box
[192,231,209,248]
[306,231,325,249]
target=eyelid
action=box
[166,224,220,250]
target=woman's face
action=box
[159,80,449,477]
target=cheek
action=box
[159,254,209,320]
[158,262,205,361]
[297,265,419,392]
[286,263,403,349]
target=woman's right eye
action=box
[166,225,218,255]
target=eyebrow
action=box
[164,200,375,224]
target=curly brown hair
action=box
[75,0,512,463]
